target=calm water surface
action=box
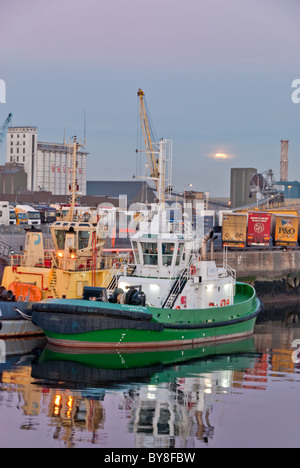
[1,306,300,449]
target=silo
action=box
[230,168,257,208]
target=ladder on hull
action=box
[162,268,188,309]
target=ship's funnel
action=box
[280,140,289,182]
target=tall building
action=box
[7,127,88,195]
[7,126,37,191]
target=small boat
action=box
[31,280,260,349]
[32,139,261,349]
[0,137,114,337]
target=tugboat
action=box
[32,138,261,349]
[0,137,111,337]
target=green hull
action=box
[32,283,261,349]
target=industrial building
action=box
[0,163,27,194]
[230,168,257,209]
[6,127,88,195]
[86,180,156,206]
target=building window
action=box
[23,148,25,153]
[17,148,19,153]
[17,134,19,138]
[10,148,13,154]
[23,156,25,162]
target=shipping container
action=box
[271,213,299,246]
[222,213,247,247]
[247,212,272,246]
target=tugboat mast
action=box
[66,135,85,221]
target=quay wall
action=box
[213,250,300,304]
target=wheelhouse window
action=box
[162,242,174,266]
[141,242,158,265]
[176,243,184,265]
[55,229,66,250]
[78,230,90,250]
[131,241,140,264]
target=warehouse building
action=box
[87,180,156,206]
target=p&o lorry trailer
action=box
[271,213,299,246]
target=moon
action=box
[215,153,228,159]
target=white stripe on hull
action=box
[47,329,254,350]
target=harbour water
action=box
[1,305,300,449]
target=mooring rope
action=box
[14,307,32,321]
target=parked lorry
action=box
[0,202,18,225]
[0,201,10,225]
[16,205,41,225]
[9,206,16,225]
[35,205,57,224]
[222,213,247,248]
[271,213,299,246]
[15,206,28,225]
[247,211,272,246]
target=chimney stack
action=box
[280,140,289,182]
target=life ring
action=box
[175,306,181,309]
[190,265,196,275]
[220,299,226,307]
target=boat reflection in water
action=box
[3,317,300,448]
[32,337,259,447]
[2,316,300,448]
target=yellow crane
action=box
[137,88,160,193]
